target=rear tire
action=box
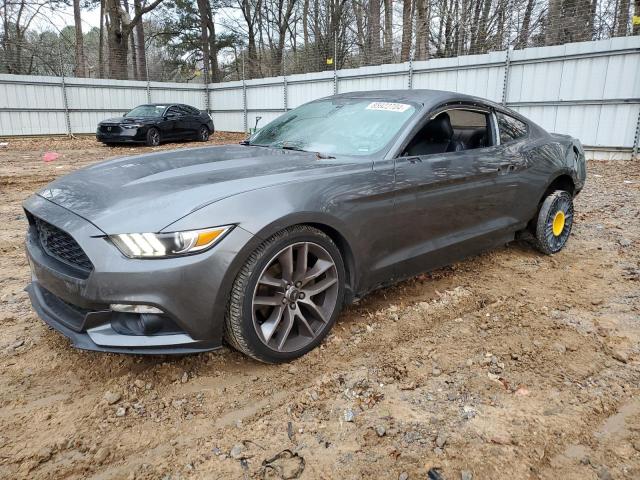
[146,127,160,146]
[224,225,345,363]
[532,190,574,254]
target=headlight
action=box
[110,226,232,258]
[122,124,143,129]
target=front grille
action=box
[34,217,93,272]
[100,124,121,134]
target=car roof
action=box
[331,89,502,110]
[139,103,194,108]
[330,89,536,125]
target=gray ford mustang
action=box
[24,89,586,363]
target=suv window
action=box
[496,112,527,143]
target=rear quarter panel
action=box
[520,129,586,220]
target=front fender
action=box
[163,164,388,295]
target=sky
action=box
[36,5,103,32]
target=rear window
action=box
[496,112,528,143]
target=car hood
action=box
[100,117,156,124]
[36,145,359,234]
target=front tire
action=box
[146,127,160,146]
[224,226,345,363]
[198,125,210,142]
[533,190,574,254]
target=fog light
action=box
[110,304,163,314]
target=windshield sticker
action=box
[366,102,412,113]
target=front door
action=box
[391,107,521,279]
[162,106,183,139]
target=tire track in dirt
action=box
[0,142,639,479]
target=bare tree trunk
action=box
[73,0,86,77]
[105,0,163,79]
[616,0,630,35]
[134,0,147,80]
[495,0,505,50]
[368,0,382,63]
[105,0,129,79]
[197,0,211,80]
[353,0,367,61]
[400,0,412,61]
[383,0,393,61]
[443,0,453,55]
[303,0,309,45]
[205,4,220,82]
[516,0,535,48]
[469,0,482,51]
[415,0,430,59]
[240,0,259,78]
[99,0,105,78]
[122,0,138,79]
[477,0,491,51]
[546,0,563,44]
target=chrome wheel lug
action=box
[295,281,302,288]
[299,292,305,299]
[289,303,296,309]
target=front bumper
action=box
[24,194,254,354]
[96,127,146,144]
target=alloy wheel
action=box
[149,129,160,146]
[251,242,339,353]
[199,127,209,141]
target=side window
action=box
[184,105,200,115]
[496,112,527,143]
[403,108,494,157]
[166,106,182,116]
[447,109,494,149]
[177,105,195,115]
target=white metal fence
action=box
[1,36,639,158]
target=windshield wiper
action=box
[239,140,271,148]
[280,145,335,159]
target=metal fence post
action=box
[407,52,414,89]
[242,52,248,133]
[333,30,338,95]
[633,107,640,160]
[58,48,72,137]
[501,46,512,106]
[145,59,151,103]
[283,53,288,112]
[202,62,210,115]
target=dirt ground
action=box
[0,135,639,480]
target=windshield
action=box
[125,105,167,118]
[248,98,418,156]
